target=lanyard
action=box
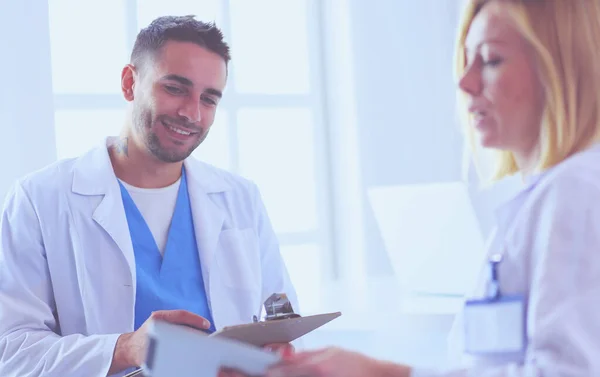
[486,253,503,300]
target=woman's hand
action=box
[264,342,295,358]
[217,342,295,377]
[266,347,412,377]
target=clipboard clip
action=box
[253,293,301,323]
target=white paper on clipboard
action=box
[143,320,281,377]
[210,311,342,347]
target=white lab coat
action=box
[0,140,299,377]
[413,143,600,377]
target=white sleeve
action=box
[0,181,121,377]
[408,175,600,377]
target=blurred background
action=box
[1,0,521,370]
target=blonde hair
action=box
[455,0,600,180]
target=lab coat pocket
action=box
[215,228,262,291]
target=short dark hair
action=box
[130,15,231,69]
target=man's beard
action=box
[132,105,206,163]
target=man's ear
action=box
[121,64,137,101]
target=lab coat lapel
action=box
[93,188,137,279]
[183,158,227,295]
[71,142,136,285]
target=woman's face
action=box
[459,3,544,162]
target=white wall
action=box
[0,0,56,201]
[346,0,465,277]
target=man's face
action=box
[127,41,227,163]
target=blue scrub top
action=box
[118,168,215,332]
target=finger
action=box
[267,364,321,377]
[264,343,295,358]
[280,349,327,364]
[267,344,294,360]
[219,368,247,377]
[150,310,211,330]
[269,351,336,377]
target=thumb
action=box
[151,310,211,330]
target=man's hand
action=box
[108,310,211,375]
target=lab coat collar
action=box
[492,173,540,229]
[182,156,229,194]
[70,138,231,297]
[492,142,600,226]
[71,137,230,195]
[71,139,137,290]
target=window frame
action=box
[50,0,337,287]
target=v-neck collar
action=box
[118,168,189,272]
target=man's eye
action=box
[165,85,183,94]
[201,95,217,106]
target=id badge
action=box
[463,295,526,356]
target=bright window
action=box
[49,0,128,95]
[48,0,333,309]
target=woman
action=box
[266,0,600,376]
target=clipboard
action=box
[123,368,144,377]
[134,293,341,376]
[210,311,342,347]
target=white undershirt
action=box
[120,178,181,255]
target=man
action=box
[0,15,298,377]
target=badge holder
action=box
[463,254,527,357]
